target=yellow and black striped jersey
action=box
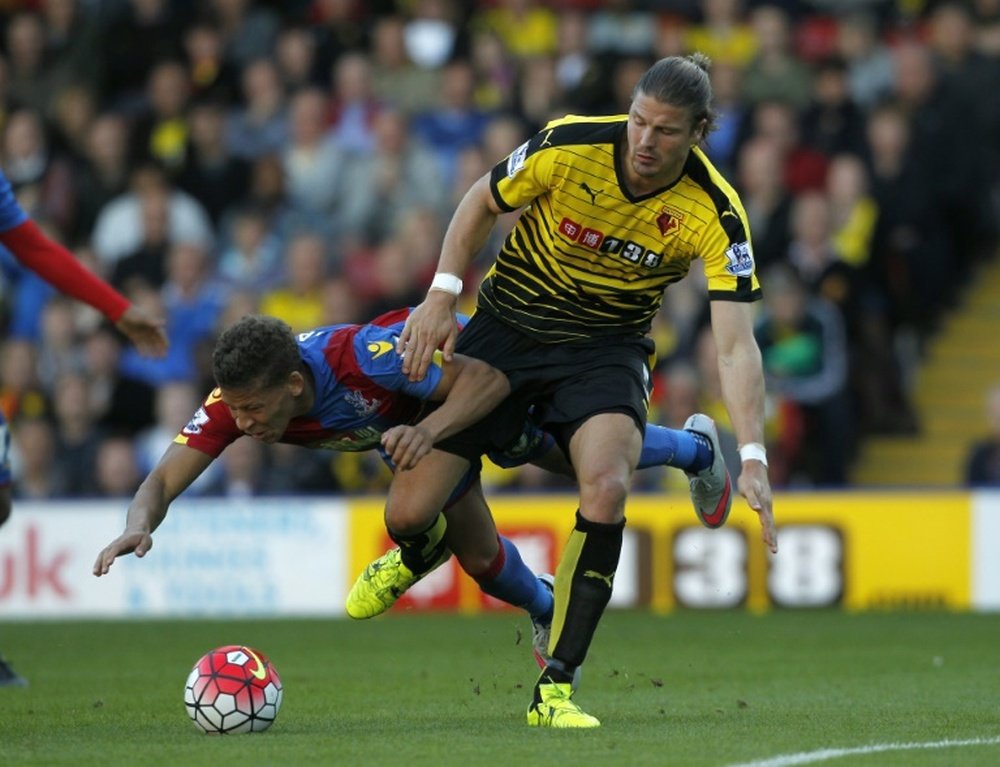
[481,114,761,343]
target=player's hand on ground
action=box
[381,424,434,471]
[93,530,154,576]
[115,304,168,358]
[397,292,459,382]
[738,462,777,554]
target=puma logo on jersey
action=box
[540,129,554,147]
[579,182,601,205]
[583,569,615,588]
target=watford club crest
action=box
[656,206,684,236]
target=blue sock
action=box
[638,423,713,473]
[475,536,553,620]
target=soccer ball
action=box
[183,645,283,734]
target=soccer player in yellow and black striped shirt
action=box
[388,54,777,727]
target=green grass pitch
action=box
[2,611,999,766]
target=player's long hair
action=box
[213,315,301,390]
[633,53,718,137]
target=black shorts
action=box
[437,310,655,460]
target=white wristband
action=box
[739,442,768,467]
[429,272,463,296]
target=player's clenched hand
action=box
[737,462,777,554]
[396,292,459,382]
[115,304,168,358]
[92,529,154,577]
[381,424,434,471]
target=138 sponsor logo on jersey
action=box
[558,217,664,269]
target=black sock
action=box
[388,513,448,576]
[548,511,624,668]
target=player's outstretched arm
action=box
[0,219,168,357]
[93,443,215,576]
[398,174,500,381]
[709,300,777,554]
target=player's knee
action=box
[384,499,438,537]
[453,544,499,577]
[578,471,629,521]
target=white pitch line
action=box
[725,736,1000,767]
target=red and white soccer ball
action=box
[184,645,283,734]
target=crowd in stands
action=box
[0,0,997,497]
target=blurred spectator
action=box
[552,10,603,110]
[48,85,98,168]
[370,14,443,115]
[749,99,828,194]
[206,0,281,74]
[39,0,103,98]
[50,371,103,496]
[99,0,189,108]
[735,136,793,270]
[755,263,852,486]
[10,416,63,499]
[412,59,493,185]
[183,22,239,104]
[206,435,269,497]
[91,163,214,267]
[274,25,323,92]
[282,86,348,221]
[320,275,364,325]
[966,384,1000,487]
[892,39,990,285]
[92,434,142,497]
[311,0,371,75]
[587,0,658,58]
[72,114,132,241]
[83,322,156,435]
[128,59,192,174]
[326,51,382,156]
[178,98,252,225]
[4,12,68,115]
[0,339,48,423]
[469,28,517,112]
[704,61,748,176]
[118,242,225,386]
[514,55,563,131]
[135,379,218,494]
[741,4,813,111]
[2,108,76,234]
[476,0,557,61]
[865,101,947,335]
[216,203,283,292]
[834,10,894,110]
[36,297,86,389]
[225,58,289,161]
[684,0,757,69]
[110,179,171,291]
[259,231,328,331]
[925,1,1000,248]
[800,56,868,158]
[825,153,877,269]
[338,108,447,244]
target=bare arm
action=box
[397,174,502,381]
[710,300,777,553]
[381,353,510,470]
[92,442,216,575]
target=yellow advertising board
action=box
[347,492,973,614]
